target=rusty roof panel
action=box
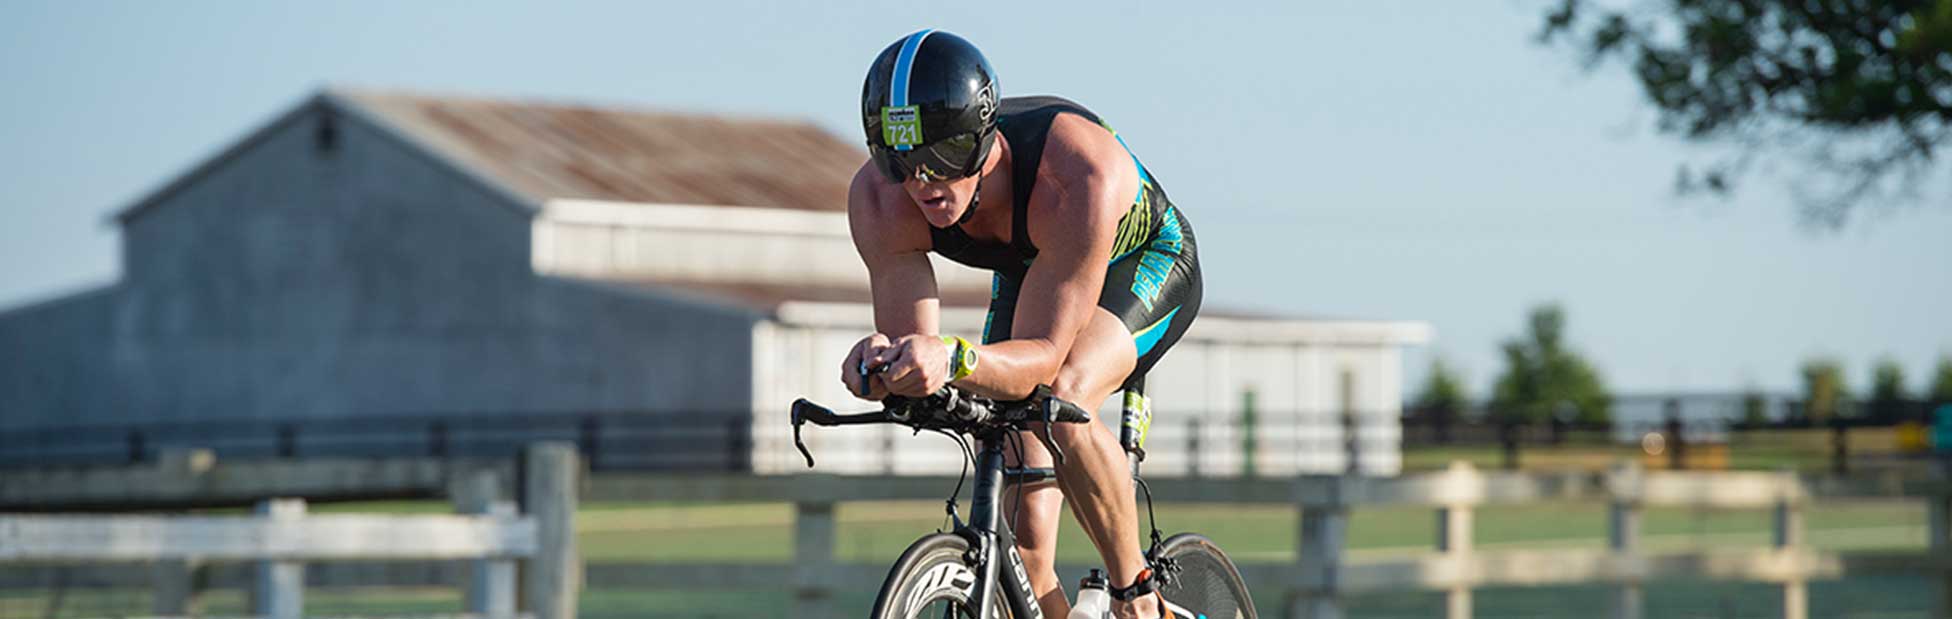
[340,89,863,212]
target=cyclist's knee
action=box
[1049,418,1098,449]
[1048,364,1102,403]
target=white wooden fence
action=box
[4,450,1948,619]
[0,443,579,619]
[583,462,1952,619]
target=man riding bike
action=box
[840,30,1203,619]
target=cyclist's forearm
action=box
[949,338,1063,400]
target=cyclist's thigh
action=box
[1048,307,1139,411]
[1097,211,1203,383]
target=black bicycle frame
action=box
[956,379,1154,619]
[960,429,1044,619]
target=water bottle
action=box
[1068,568,1110,619]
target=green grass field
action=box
[9,498,1935,618]
[577,498,1930,564]
[568,498,1935,617]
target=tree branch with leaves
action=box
[1540,0,1952,227]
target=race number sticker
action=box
[882,105,922,147]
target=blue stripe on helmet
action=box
[889,29,935,152]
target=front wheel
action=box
[871,533,1014,619]
[1153,533,1257,619]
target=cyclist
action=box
[840,29,1202,619]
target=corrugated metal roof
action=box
[338,89,862,212]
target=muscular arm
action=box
[955,114,1139,399]
[848,166,941,337]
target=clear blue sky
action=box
[3,1,1947,397]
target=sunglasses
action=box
[868,131,988,183]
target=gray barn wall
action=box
[13,100,758,429]
[0,289,117,430]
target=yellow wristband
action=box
[940,335,978,381]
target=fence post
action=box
[1930,492,1950,619]
[1831,419,1849,475]
[1437,463,1476,619]
[1499,420,1520,471]
[1662,410,1685,470]
[1772,472,1807,619]
[794,501,838,619]
[1188,418,1203,478]
[1342,409,1361,476]
[1606,462,1643,619]
[523,442,580,619]
[455,470,517,618]
[252,498,305,619]
[1291,475,1347,619]
[150,559,197,616]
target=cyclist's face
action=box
[903,173,980,228]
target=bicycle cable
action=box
[928,427,975,532]
[1008,429,1027,534]
[1134,475,1164,554]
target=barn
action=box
[0,89,1428,476]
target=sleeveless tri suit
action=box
[926,96,1203,387]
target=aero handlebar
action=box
[790,384,1092,468]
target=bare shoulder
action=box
[846,163,933,259]
[1024,113,1137,248]
[1040,112,1135,182]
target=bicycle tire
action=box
[871,533,1015,619]
[1154,532,1257,619]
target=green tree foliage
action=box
[1539,0,1952,227]
[1931,355,1952,401]
[1413,357,1470,414]
[1868,356,1910,420]
[1489,304,1613,424]
[1800,357,1853,421]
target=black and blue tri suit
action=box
[928,96,1203,389]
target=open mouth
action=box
[919,196,950,210]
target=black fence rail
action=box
[0,411,755,472]
[1402,397,1952,472]
[4,397,1945,474]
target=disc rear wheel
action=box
[1153,533,1257,619]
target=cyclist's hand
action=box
[843,333,894,400]
[877,334,952,397]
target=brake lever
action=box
[791,403,816,468]
[1039,394,1067,466]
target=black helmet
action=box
[861,30,999,183]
